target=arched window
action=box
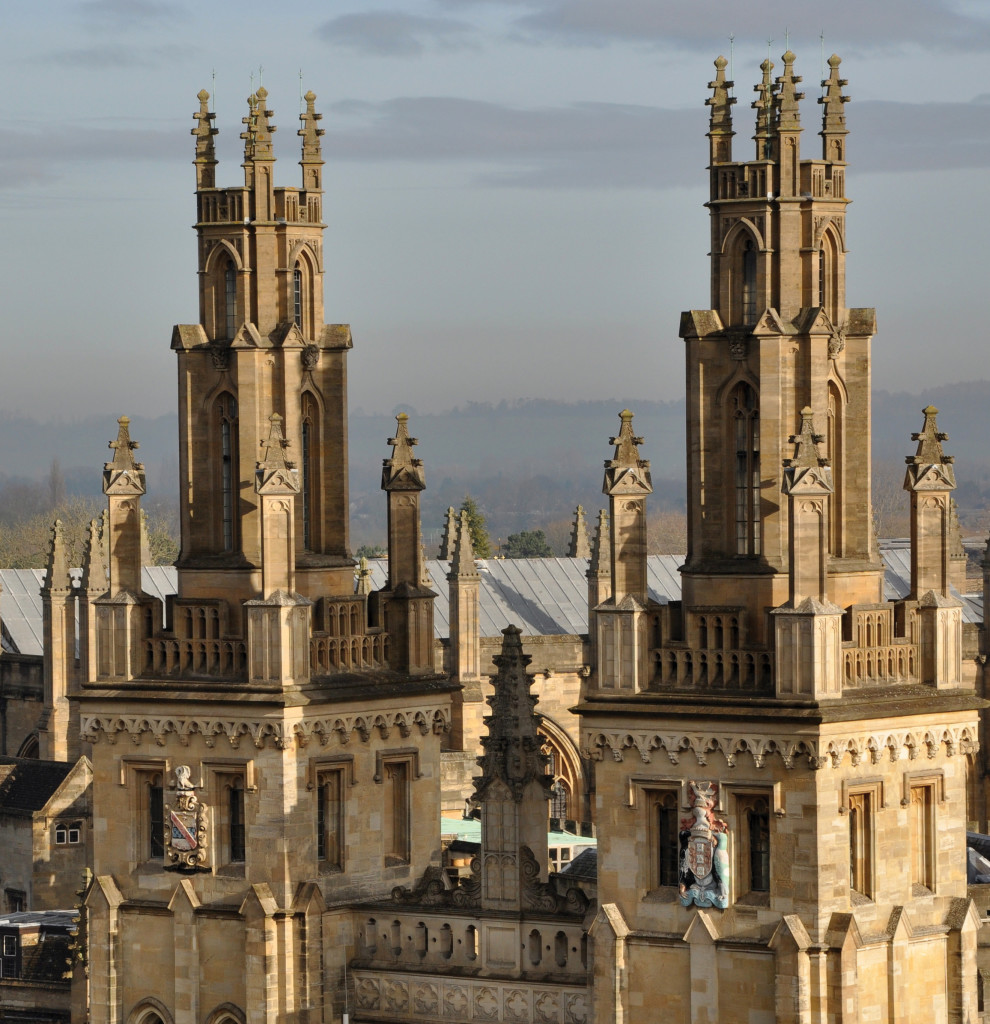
[16,734,39,759]
[731,384,760,555]
[741,239,757,322]
[818,247,826,309]
[540,725,582,827]
[293,265,303,328]
[225,260,237,340]
[214,394,238,552]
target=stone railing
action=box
[196,188,246,225]
[842,642,918,686]
[314,596,369,637]
[310,632,388,675]
[144,637,247,679]
[654,646,774,693]
[354,908,587,978]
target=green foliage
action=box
[502,529,554,558]
[356,543,387,559]
[459,495,492,558]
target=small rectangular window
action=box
[55,825,68,845]
[68,825,81,844]
[849,791,873,898]
[735,793,771,897]
[910,783,935,892]
[2,935,16,956]
[384,760,410,866]
[149,780,165,859]
[317,769,344,871]
[655,791,681,888]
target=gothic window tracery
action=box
[225,260,237,340]
[741,238,757,322]
[214,393,239,553]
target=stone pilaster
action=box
[40,520,75,761]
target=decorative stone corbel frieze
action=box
[582,723,978,770]
[80,703,451,748]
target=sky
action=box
[2,0,990,423]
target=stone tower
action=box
[81,90,453,1024]
[581,52,983,1024]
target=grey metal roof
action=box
[1,545,981,657]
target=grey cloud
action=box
[78,0,184,28]
[327,95,990,188]
[40,42,190,69]
[318,10,477,57]
[493,0,990,55]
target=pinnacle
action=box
[907,406,953,466]
[386,413,420,469]
[784,407,828,469]
[607,410,646,469]
[588,509,610,576]
[706,54,736,135]
[450,509,478,575]
[106,416,143,474]
[258,413,294,472]
[44,519,71,592]
[298,89,325,163]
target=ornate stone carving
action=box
[163,764,209,872]
[728,336,747,361]
[80,703,451,749]
[355,978,380,1010]
[301,343,320,370]
[475,987,499,1021]
[678,781,729,909]
[583,723,978,769]
[209,343,230,370]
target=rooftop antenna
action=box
[249,70,255,96]
[299,68,304,112]
[820,30,826,93]
[766,34,774,64]
[258,65,264,89]
[785,27,790,52]
[211,68,216,114]
[728,33,735,93]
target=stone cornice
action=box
[81,703,451,750]
[583,722,978,770]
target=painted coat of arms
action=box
[164,765,209,871]
[678,780,729,909]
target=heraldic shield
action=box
[678,780,729,909]
[164,764,210,872]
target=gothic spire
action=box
[258,413,294,473]
[43,520,71,593]
[104,416,146,496]
[588,509,610,576]
[439,505,457,559]
[775,50,804,132]
[81,517,107,592]
[706,55,736,163]
[753,57,776,159]
[191,89,218,189]
[608,409,646,469]
[473,625,552,803]
[450,509,478,576]
[298,90,324,164]
[819,53,849,151]
[568,505,591,559]
[241,87,276,163]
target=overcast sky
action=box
[2,0,989,423]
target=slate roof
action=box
[0,757,75,812]
[0,543,982,656]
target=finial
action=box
[106,416,143,474]
[907,406,954,467]
[258,413,294,471]
[775,49,805,131]
[356,555,373,596]
[607,410,646,469]
[784,407,828,469]
[450,509,478,575]
[706,55,736,138]
[298,89,325,164]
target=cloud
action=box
[318,10,477,56]
[487,0,990,55]
[78,0,184,28]
[326,94,990,188]
[40,42,190,69]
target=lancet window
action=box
[225,260,237,340]
[731,384,760,555]
[741,239,757,322]
[214,394,239,552]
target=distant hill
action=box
[1,383,988,547]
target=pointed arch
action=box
[817,225,841,317]
[126,998,173,1024]
[714,363,761,410]
[16,733,39,758]
[203,241,245,342]
[720,221,765,327]
[286,243,320,339]
[720,217,766,254]
[205,1003,245,1024]
[538,717,586,827]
